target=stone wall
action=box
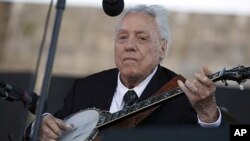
[0,2,249,89]
[0,2,11,62]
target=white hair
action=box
[114,5,171,61]
[115,4,171,47]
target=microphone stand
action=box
[0,79,32,141]
[31,0,66,140]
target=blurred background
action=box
[0,0,249,140]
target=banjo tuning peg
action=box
[222,80,228,86]
[239,83,244,91]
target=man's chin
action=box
[121,71,143,80]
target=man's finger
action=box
[177,80,195,100]
[55,118,74,131]
[45,118,62,137]
[194,73,213,87]
[41,125,59,140]
[203,66,212,75]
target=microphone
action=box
[0,79,39,114]
[102,0,124,17]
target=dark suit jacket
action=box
[54,65,197,127]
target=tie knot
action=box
[123,90,138,107]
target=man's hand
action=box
[40,114,73,141]
[177,66,219,123]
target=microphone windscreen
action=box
[102,0,124,17]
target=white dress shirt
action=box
[109,67,158,113]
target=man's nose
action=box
[125,37,137,50]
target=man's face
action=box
[115,13,167,85]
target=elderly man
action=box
[30,4,221,140]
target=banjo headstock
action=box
[210,65,250,90]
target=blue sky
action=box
[1,0,250,15]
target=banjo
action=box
[59,66,250,141]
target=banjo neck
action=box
[96,87,183,128]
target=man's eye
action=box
[118,36,127,40]
[138,35,148,41]
[139,37,147,40]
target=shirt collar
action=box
[117,66,158,99]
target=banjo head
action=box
[59,109,100,141]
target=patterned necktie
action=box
[123,90,138,107]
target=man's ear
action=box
[160,40,167,59]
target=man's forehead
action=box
[115,13,158,36]
[116,29,150,35]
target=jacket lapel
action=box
[94,66,176,110]
[93,69,118,111]
[139,65,175,101]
